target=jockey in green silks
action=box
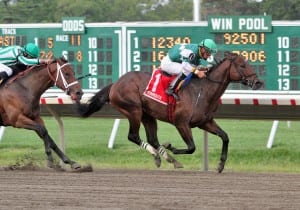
[161,39,218,99]
[0,43,53,84]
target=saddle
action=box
[143,69,178,121]
[143,69,176,105]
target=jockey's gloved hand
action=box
[196,65,209,71]
[195,70,207,78]
[39,59,55,65]
[193,66,207,78]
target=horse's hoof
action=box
[47,161,65,171]
[47,160,54,168]
[71,164,93,173]
[71,162,82,170]
[217,162,224,173]
[153,155,161,168]
[173,161,184,169]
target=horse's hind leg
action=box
[200,119,229,173]
[163,125,196,154]
[141,114,183,168]
[123,110,162,167]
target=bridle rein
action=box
[206,54,257,86]
[47,62,78,93]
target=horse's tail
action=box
[77,83,113,118]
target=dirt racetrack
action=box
[0,168,299,210]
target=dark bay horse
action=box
[0,57,84,171]
[77,52,263,173]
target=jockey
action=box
[0,43,53,84]
[161,39,218,99]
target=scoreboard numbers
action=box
[0,15,299,91]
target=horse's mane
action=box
[5,56,68,85]
[56,56,68,63]
[207,51,238,74]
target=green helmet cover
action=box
[199,39,217,54]
[24,43,40,58]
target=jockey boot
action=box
[165,73,186,100]
[0,72,9,85]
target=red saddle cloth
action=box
[143,69,176,105]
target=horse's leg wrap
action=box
[158,146,176,161]
[140,141,161,167]
[140,141,158,156]
[158,146,183,168]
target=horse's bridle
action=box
[47,62,79,92]
[230,56,257,87]
[206,55,257,86]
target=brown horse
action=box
[77,52,263,173]
[0,57,84,170]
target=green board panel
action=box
[0,18,299,91]
[0,23,121,90]
[126,20,300,91]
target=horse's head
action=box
[225,52,264,90]
[47,57,83,101]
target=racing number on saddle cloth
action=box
[144,70,176,105]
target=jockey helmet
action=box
[199,39,217,54]
[24,43,40,58]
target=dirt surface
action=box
[0,168,299,210]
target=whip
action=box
[77,73,91,80]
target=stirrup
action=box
[165,88,174,96]
[165,89,180,100]
[171,93,180,101]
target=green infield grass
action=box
[0,117,299,173]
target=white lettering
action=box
[62,20,85,32]
[2,28,16,35]
[239,18,269,30]
[55,35,69,42]
[211,18,232,30]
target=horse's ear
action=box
[213,56,222,65]
[224,51,231,58]
[60,55,68,62]
[224,51,238,60]
[224,51,232,59]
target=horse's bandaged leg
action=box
[158,146,183,168]
[140,141,157,156]
[158,146,170,160]
[141,141,161,167]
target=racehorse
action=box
[76,52,263,173]
[0,57,84,171]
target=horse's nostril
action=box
[253,80,264,90]
[76,91,83,99]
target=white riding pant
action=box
[161,55,195,76]
[0,63,13,76]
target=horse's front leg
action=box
[40,127,81,170]
[201,119,229,173]
[16,115,81,170]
